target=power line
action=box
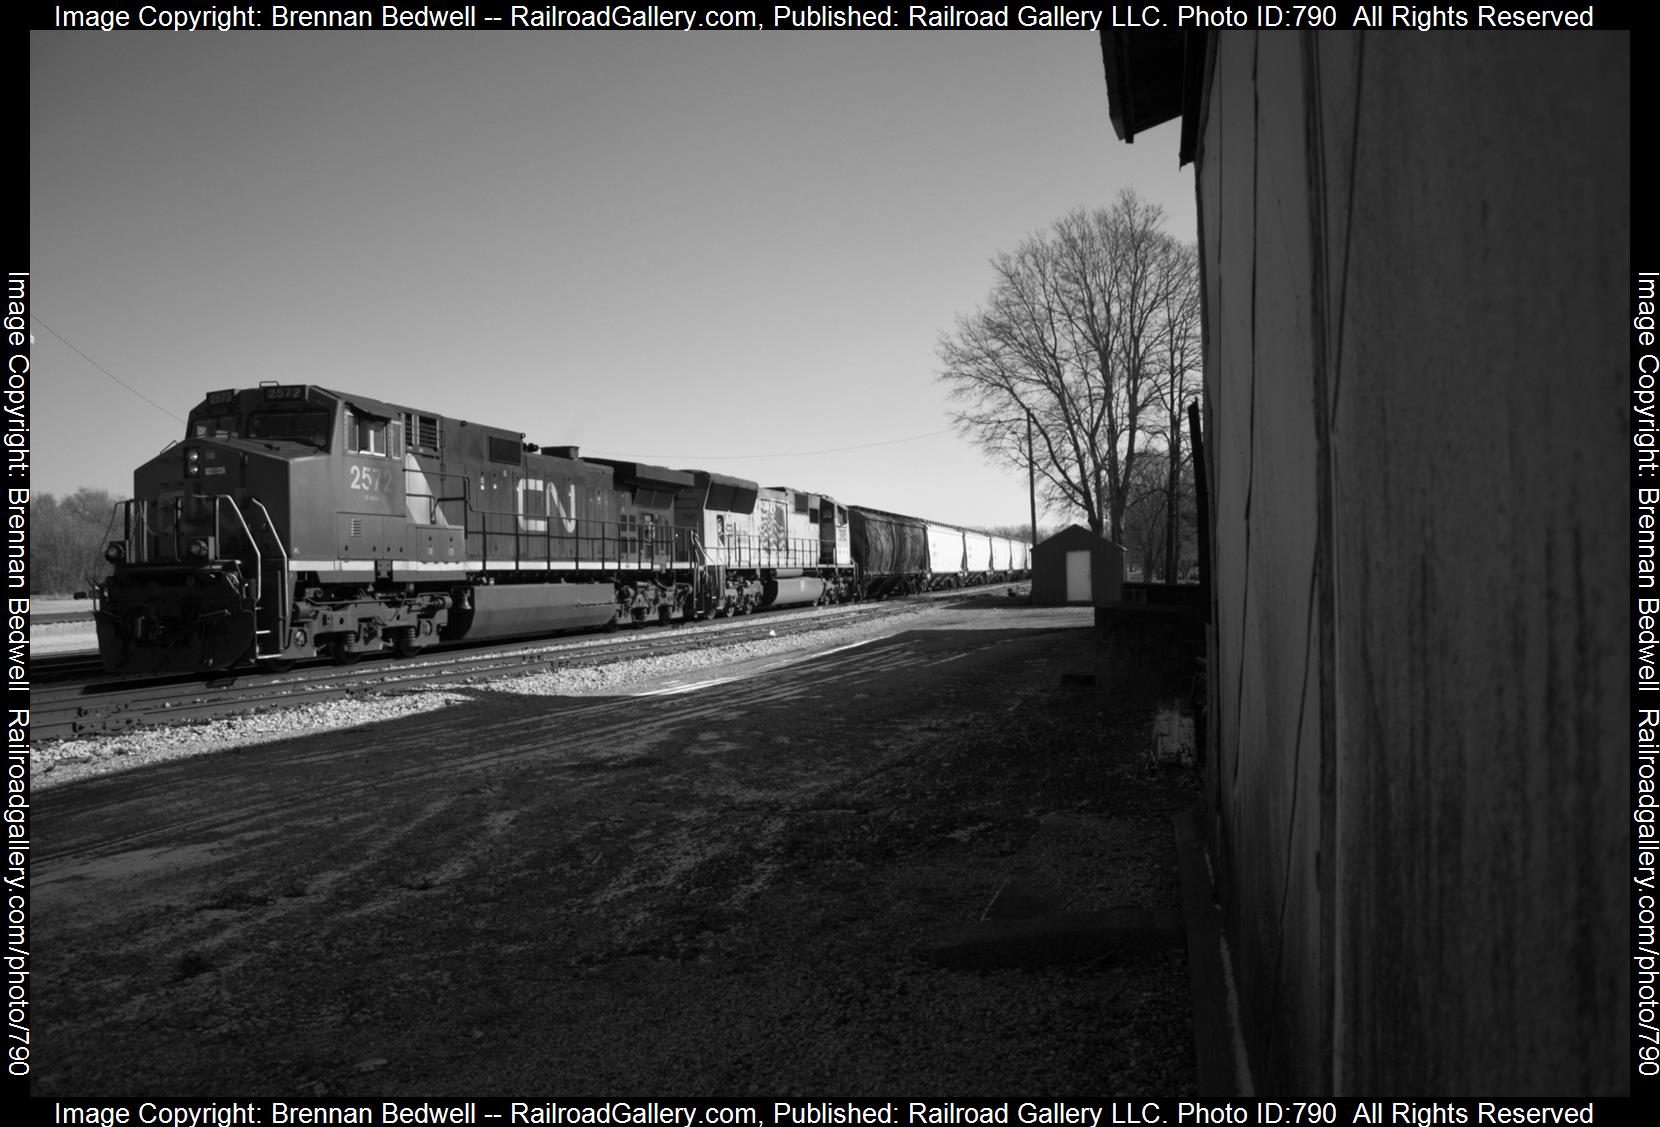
[590,428,955,462]
[26,327,956,460]
[34,318,185,423]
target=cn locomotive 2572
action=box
[94,385,1030,675]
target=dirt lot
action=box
[31,603,1200,1096]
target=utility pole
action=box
[1027,409,1038,603]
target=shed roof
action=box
[1034,524,1121,554]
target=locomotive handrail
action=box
[245,498,289,660]
[408,468,468,531]
[408,468,780,578]
[453,479,691,575]
[681,527,706,566]
[708,533,820,571]
[133,499,149,560]
[457,474,489,571]
[209,494,263,608]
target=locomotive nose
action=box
[178,442,238,487]
[136,440,242,495]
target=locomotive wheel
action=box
[391,630,422,659]
[329,639,361,665]
[259,657,296,674]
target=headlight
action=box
[185,449,202,476]
[187,538,210,559]
[104,541,127,564]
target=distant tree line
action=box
[938,189,1202,582]
[31,489,122,595]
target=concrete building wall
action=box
[1192,32,1628,1094]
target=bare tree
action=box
[1148,239,1202,580]
[30,488,123,593]
[938,191,1200,544]
[1119,443,1201,582]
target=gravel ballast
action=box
[35,607,948,789]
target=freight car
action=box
[94,385,1028,675]
[848,507,1028,595]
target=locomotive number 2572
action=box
[349,464,393,493]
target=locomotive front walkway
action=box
[33,602,1204,1096]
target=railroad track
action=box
[30,591,1013,741]
[31,609,95,626]
[32,653,109,682]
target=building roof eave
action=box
[1099,28,1211,166]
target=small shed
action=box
[1030,525,1124,606]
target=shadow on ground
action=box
[34,625,1201,1096]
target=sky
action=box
[28,28,1196,532]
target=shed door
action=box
[1065,550,1092,603]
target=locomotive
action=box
[94,384,1031,675]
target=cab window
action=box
[189,414,241,438]
[345,410,400,457]
[248,409,331,447]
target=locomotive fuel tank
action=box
[443,583,619,640]
[761,577,826,607]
